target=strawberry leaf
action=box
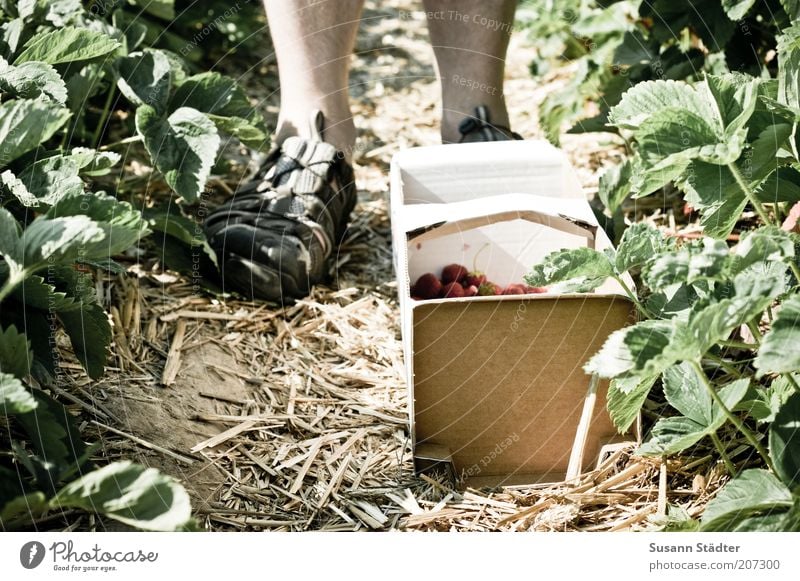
[51,461,193,531]
[0,99,71,167]
[615,223,669,273]
[769,393,800,491]
[16,216,105,270]
[525,247,614,291]
[116,49,172,112]
[0,57,67,104]
[638,375,748,456]
[607,374,657,433]
[46,191,149,257]
[701,469,794,531]
[0,372,36,415]
[644,238,730,289]
[16,155,84,206]
[722,0,757,21]
[136,105,220,202]
[608,79,714,131]
[756,294,800,376]
[0,324,31,378]
[14,26,120,65]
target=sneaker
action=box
[204,111,357,303]
[457,105,522,142]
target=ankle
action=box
[275,108,356,162]
[441,103,510,144]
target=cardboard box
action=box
[389,141,638,487]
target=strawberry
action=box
[523,285,547,294]
[441,263,468,285]
[464,285,479,297]
[464,271,487,288]
[412,273,442,300]
[502,283,525,295]
[442,281,465,298]
[477,282,501,296]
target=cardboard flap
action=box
[409,209,596,248]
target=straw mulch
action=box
[47,0,733,532]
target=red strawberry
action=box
[441,264,468,285]
[442,281,465,298]
[502,283,525,295]
[477,282,501,296]
[464,271,487,288]
[412,273,442,300]
[523,285,547,294]
[464,285,479,297]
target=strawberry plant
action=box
[0,0,267,530]
[521,0,793,143]
[526,27,800,529]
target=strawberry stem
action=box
[472,242,490,273]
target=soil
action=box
[60,0,670,532]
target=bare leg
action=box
[265,0,364,158]
[422,0,517,143]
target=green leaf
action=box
[0,57,67,104]
[0,324,32,378]
[585,319,689,378]
[51,269,111,379]
[769,393,800,491]
[170,72,267,147]
[749,124,793,184]
[722,0,756,21]
[778,24,800,111]
[644,239,729,289]
[207,114,268,149]
[737,376,795,423]
[0,206,21,256]
[69,148,121,177]
[0,492,47,525]
[782,0,800,22]
[704,73,759,134]
[638,416,711,456]
[15,27,120,65]
[11,273,76,311]
[756,294,800,376]
[615,223,668,273]
[525,247,614,292]
[0,372,36,414]
[116,49,171,112]
[679,161,747,239]
[46,191,149,257]
[756,166,800,204]
[16,155,84,207]
[136,105,220,202]
[0,169,37,206]
[16,216,105,270]
[607,375,656,433]
[51,461,192,531]
[639,373,749,456]
[733,226,795,273]
[608,79,714,131]
[129,0,175,20]
[15,390,89,490]
[0,99,71,167]
[701,469,793,531]
[597,160,632,215]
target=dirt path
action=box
[70,0,662,532]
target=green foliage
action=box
[522,0,790,144]
[527,25,800,529]
[0,0,266,531]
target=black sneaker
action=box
[457,105,523,142]
[204,111,357,303]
